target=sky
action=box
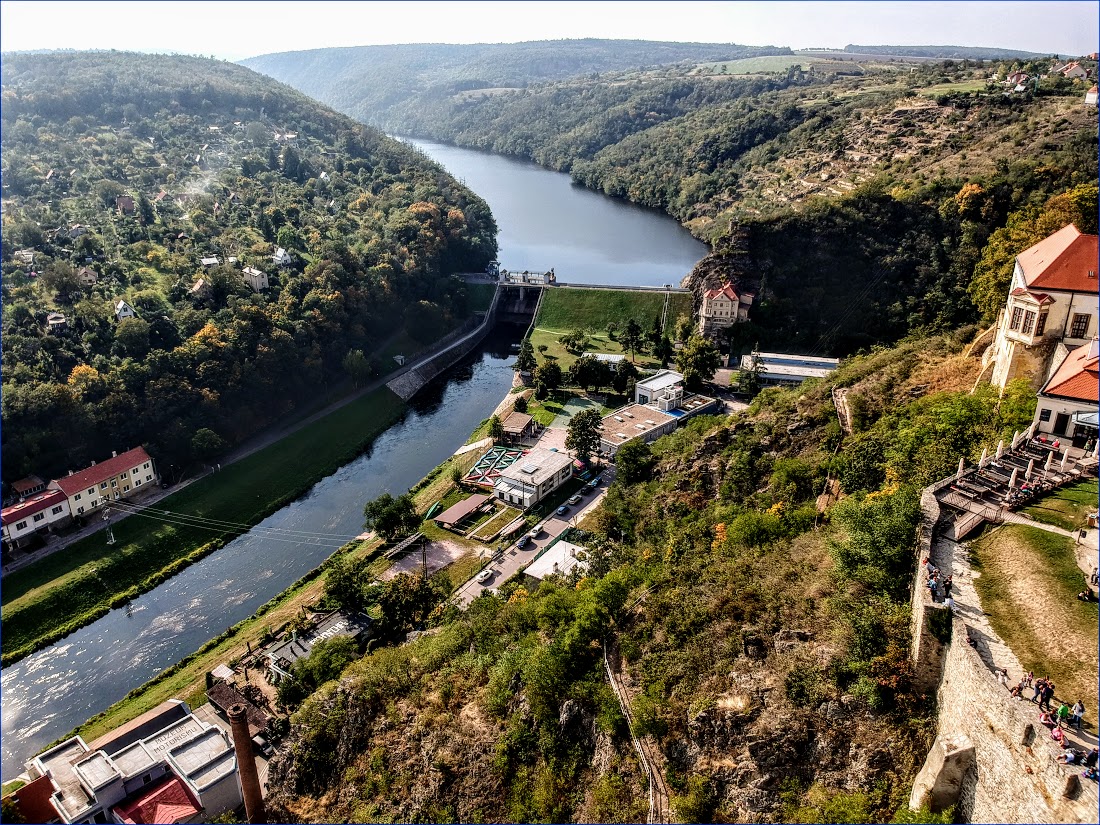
[0,1,1096,61]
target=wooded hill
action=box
[241,39,791,125]
[0,52,497,485]
[246,44,1098,355]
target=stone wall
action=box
[910,480,953,693]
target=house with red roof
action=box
[985,224,1099,391]
[1086,85,1098,106]
[48,447,156,519]
[1032,338,1099,445]
[698,281,754,336]
[2,489,70,548]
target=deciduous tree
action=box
[566,407,603,462]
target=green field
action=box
[1023,479,1099,532]
[1,387,407,665]
[695,55,806,75]
[917,80,990,97]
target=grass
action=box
[917,80,990,97]
[970,524,1098,708]
[527,394,567,427]
[693,56,806,75]
[536,287,672,331]
[1,387,407,666]
[1023,479,1099,532]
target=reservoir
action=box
[404,138,708,287]
[0,328,520,778]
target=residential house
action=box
[200,255,220,268]
[272,247,293,268]
[598,404,678,457]
[1032,338,1099,446]
[14,248,35,265]
[115,299,137,321]
[77,266,98,287]
[264,611,372,682]
[698,282,753,336]
[984,224,1099,391]
[68,224,87,239]
[11,475,47,498]
[48,447,156,518]
[189,278,211,299]
[115,195,135,215]
[1005,71,1030,86]
[1086,85,1098,106]
[22,700,242,825]
[1060,61,1089,79]
[241,266,269,292]
[46,312,68,334]
[739,351,841,386]
[2,490,71,548]
[493,447,574,508]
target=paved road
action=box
[453,467,614,606]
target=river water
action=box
[404,138,708,287]
[1,140,708,779]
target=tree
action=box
[513,395,529,413]
[566,408,603,462]
[570,354,611,391]
[676,334,721,390]
[325,554,370,612]
[515,338,537,373]
[675,314,695,343]
[363,492,421,542]
[534,360,562,394]
[115,317,152,358]
[613,439,655,484]
[190,427,226,461]
[648,313,663,348]
[342,349,372,387]
[611,358,638,395]
[621,318,644,362]
[40,261,81,302]
[375,571,450,636]
[655,334,674,369]
[740,349,764,396]
[489,414,505,442]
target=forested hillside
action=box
[248,45,1098,355]
[265,332,1035,823]
[241,39,790,125]
[0,52,496,485]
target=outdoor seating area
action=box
[464,447,528,488]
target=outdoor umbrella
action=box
[1008,468,1018,488]
[1025,458,1034,480]
[979,447,988,467]
[1044,451,1053,473]
[1060,451,1070,473]
[996,440,1005,459]
[957,457,966,480]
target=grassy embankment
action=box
[1023,478,1099,532]
[970,522,1099,708]
[1,387,408,667]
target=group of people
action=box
[922,558,954,608]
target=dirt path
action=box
[380,538,467,581]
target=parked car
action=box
[476,569,494,583]
[568,494,582,505]
[517,535,531,549]
[556,505,569,516]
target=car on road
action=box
[556,505,569,516]
[475,569,494,583]
[517,535,531,549]
[567,494,582,505]
[587,479,599,490]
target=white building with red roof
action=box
[1032,338,1099,445]
[698,281,753,336]
[2,489,70,547]
[985,224,1099,390]
[48,447,157,519]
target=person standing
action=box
[1042,681,1056,712]
[1057,701,1071,728]
[1071,700,1085,733]
[943,575,953,598]
[1024,670,1034,688]
[1032,677,1045,704]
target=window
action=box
[74,493,82,501]
[123,485,130,493]
[1071,314,1091,339]
[146,475,153,481]
[87,488,94,495]
[32,513,45,523]
[51,506,63,515]
[1021,311,1036,335]
[100,482,108,490]
[1035,313,1047,336]
[134,479,141,487]
[15,521,26,530]
[143,462,150,469]
[110,479,117,487]
[141,773,152,785]
[77,507,84,514]
[1009,306,1024,330]
[1039,409,1051,422]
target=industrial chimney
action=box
[228,703,267,824]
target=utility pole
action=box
[103,507,115,545]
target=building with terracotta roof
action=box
[48,447,156,519]
[1086,85,1098,106]
[985,224,1099,391]
[698,281,753,336]
[1032,338,1099,446]
[2,489,71,547]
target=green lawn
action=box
[536,288,672,331]
[1023,479,1099,532]
[971,524,1098,709]
[1,387,407,665]
[694,56,806,75]
[917,80,990,97]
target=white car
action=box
[476,569,494,584]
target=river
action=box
[403,138,708,287]
[1,140,708,779]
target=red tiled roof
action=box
[113,774,202,825]
[704,282,740,302]
[12,475,45,494]
[1016,224,1099,293]
[4,774,59,824]
[1008,287,1054,305]
[2,489,67,526]
[1041,339,1100,403]
[51,447,152,497]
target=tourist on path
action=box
[1070,700,1086,733]
[1041,681,1056,712]
[1057,702,1071,728]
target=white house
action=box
[45,312,68,334]
[273,247,293,268]
[1060,61,1089,79]
[1032,337,1099,446]
[77,266,98,287]
[698,281,753,336]
[525,540,589,581]
[200,255,220,268]
[493,447,574,508]
[1,490,70,548]
[114,299,137,321]
[984,224,1099,391]
[49,447,156,518]
[634,370,684,409]
[241,266,269,292]
[1086,85,1098,106]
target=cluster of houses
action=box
[982,223,1099,448]
[1,447,156,551]
[1000,58,1096,102]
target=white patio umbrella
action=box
[1008,468,1019,488]
[1044,451,1053,473]
[1011,430,1021,449]
[1025,458,1034,480]
[1027,421,1038,440]
[996,440,1005,459]
[957,457,966,480]
[979,447,989,467]
[1060,451,1070,473]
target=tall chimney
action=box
[228,704,266,824]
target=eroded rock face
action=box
[908,732,976,813]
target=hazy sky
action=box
[1,1,1096,61]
